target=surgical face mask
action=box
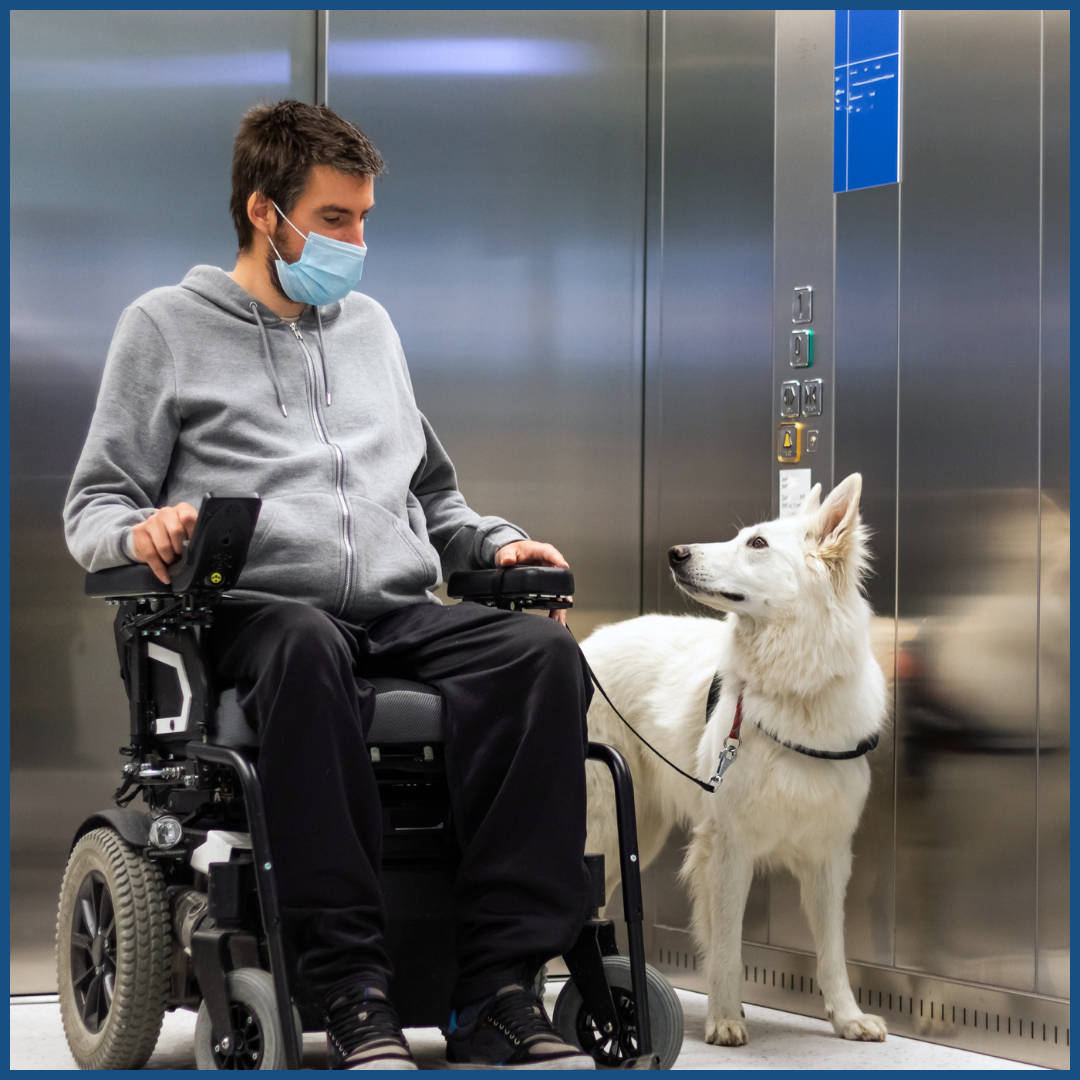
[267,201,367,306]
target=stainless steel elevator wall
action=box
[895,9,1043,994]
[638,8,776,951]
[325,10,648,640]
[1037,9,1070,1002]
[10,9,321,994]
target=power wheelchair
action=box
[57,495,684,1070]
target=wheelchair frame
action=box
[69,495,666,1070]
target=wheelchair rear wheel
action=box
[551,956,684,1069]
[56,827,171,1069]
[194,968,303,1070]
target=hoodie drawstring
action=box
[249,302,289,418]
[315,307,331,406]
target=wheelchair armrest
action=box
[83,494,262,600]
[85,563,172,598]
[446,566,574,610]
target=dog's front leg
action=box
[685,830,754,1046]
[795,849,887,1041]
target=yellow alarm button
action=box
[210,572,222,584]
[778,422,802,463]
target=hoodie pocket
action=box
[234,492,346,606]
[352,496,441,597]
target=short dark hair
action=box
[230,99,385,251]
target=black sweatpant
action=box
[202,597,593,1010]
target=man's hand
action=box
[130,502,199,584]
[495,540,572,626]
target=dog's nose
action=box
[668,545,692,566]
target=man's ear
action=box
[813,473,862,568]
[247,191,277,239]
[799,483,822,516]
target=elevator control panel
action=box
[801,378,822,416]
[777,421,803,462]
[792,285,813,324]
[790,328,813,367]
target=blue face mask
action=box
[268,201,367,307]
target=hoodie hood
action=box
[179,264,345,327]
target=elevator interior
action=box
[9,10,1068,1068]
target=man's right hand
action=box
[131,502,199,584]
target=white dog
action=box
[582,473,889,1045]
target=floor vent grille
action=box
[652,928,1069,1069]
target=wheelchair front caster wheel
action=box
[56,827,171,1070]
[552,956,684,1070]
[194,967,302,1070]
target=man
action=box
[64,100,595,1070]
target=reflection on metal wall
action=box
[895,9,1042,994]
[638,6,775,956]
[326,10,647,636]
[833,182,899,968]
[1037,9,1069,1002]
[641,10,775,617]
[10,8,318,993]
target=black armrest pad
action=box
[447,566,574,601]
[85,564,172,598]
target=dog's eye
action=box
[748,536,768,549]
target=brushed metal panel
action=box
[1037,8,1070,1001]
[772,9,836,517]
[834,182,899,967]
[654,931,1070,1068]
[650,9,775,616]
[766,9,836,954]
[326,11,647,638]
[895,10,1042,991]
[9,8,319,993]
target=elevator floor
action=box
[11,982,1043,1070]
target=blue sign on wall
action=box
[835,10,900,192]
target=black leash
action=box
[580,654,721,794]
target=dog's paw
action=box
[705,1017,749,1046]
[836,1013,888,1041]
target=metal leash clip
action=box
[708,738,740,789]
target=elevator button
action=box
[777,422,802,462]
[805,429,820,452]
[781,380,800,419]
[801,378,822,417]
[790,329,813,368]
[792,286,813,324]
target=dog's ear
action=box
[799,483,822,515]
[813,473,863,568]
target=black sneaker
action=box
[326,985,417,1070]
[445,983,595,1070]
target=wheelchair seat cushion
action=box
[212,678,443,749]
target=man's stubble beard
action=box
[265,223,296,304]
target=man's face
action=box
[265,165,374,300]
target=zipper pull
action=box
[288,322,303,340]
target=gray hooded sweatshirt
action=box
[63,265,528,622]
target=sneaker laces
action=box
[486,987,559,1048]
[326,988,408,1059]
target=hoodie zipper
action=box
[288,321,354,617]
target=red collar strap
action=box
[727,694,744,743]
